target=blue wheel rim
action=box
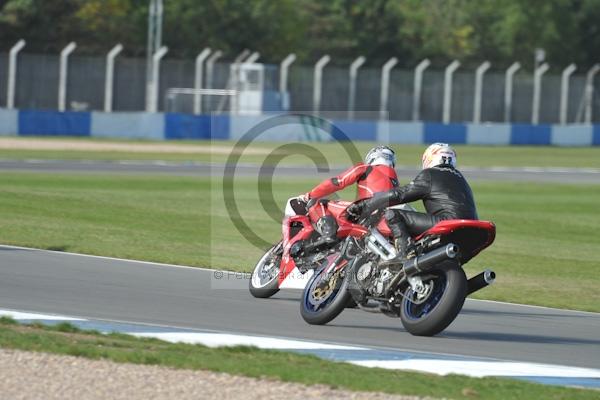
[403,273,447,320]
[302,267,342,314]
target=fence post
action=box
[559,63,577,125]
[245,52,260,64]
[531,63,549,125]
[193,48,211,115]
[379,57,398,120]
[279,53,296,94]
[148,46,168,113]
[584,64,600,124]
[473,61,491,123]
[7,39,26,109]
[205,50,223,90]
[234,49,250,64]
[504,62,521,122]
[443,60,460,124]
[146,0,163,112]
[313,55,331,116]
[347,56,366,120]
[104,44,123,112]
[412,59,430,121]
[58,42,77,112]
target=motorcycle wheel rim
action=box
[251,251,280,288]
[402,273,447,320]
[303,268,342,314]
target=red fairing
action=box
[308,163,398,200]
[278,215,315,284]
[415,219,496,259]
[322,200,369,237]
[416,219,496,241]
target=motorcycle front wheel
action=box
[249,242,283,298]
[300,260,351,325]
[400,264,467,336]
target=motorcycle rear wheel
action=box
[400,265,467,336]
[249,242,282,298]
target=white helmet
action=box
[365,145,396,168]
[422,143,457,169]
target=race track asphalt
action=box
[1,245,598,370]
[1,159,600,183]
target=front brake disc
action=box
[311,271,340,303]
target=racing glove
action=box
[346,201,366,222]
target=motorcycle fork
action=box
[322,237,355,278]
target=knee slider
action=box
[317,215,338,237]
[384,209,398,222]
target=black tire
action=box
[249,242,282,299]
[300,264,351,325]
[400,265,467,336]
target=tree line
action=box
[1,0,599,69]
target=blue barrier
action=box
[510,124,551,145]
[424,123,467,144]
[331,120,377,141]
[3,107,599,146]
[593,125,600,146]
[19,110,91,136]
[164,113,229,140]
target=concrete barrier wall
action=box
[0,109,18,136]
[1,108,599,146]
[91,112,164,140]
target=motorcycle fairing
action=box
[416,219,496,262]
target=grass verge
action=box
[0,317,596,400]
[0,172,599,312]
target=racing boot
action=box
[316,215,339,244]
[381,209,413,267]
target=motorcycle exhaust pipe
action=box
[403,243,459,276]
[467,269,496,295]
[383,243,459,296]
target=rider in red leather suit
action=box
[302,146,399,242]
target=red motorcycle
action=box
[249,197,417,298]
[249,197,355,298]
[299,201,496,336]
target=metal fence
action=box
[1,50,599,124]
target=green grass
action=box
[0,171,598,312]
[2,137,600,168]
[0,317,596,400]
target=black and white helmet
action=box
[364,145,396,168]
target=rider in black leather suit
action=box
[349,143,478,260]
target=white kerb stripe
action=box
[131,332,366,350]
[0,310,86,321]
[350,360,600,378]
